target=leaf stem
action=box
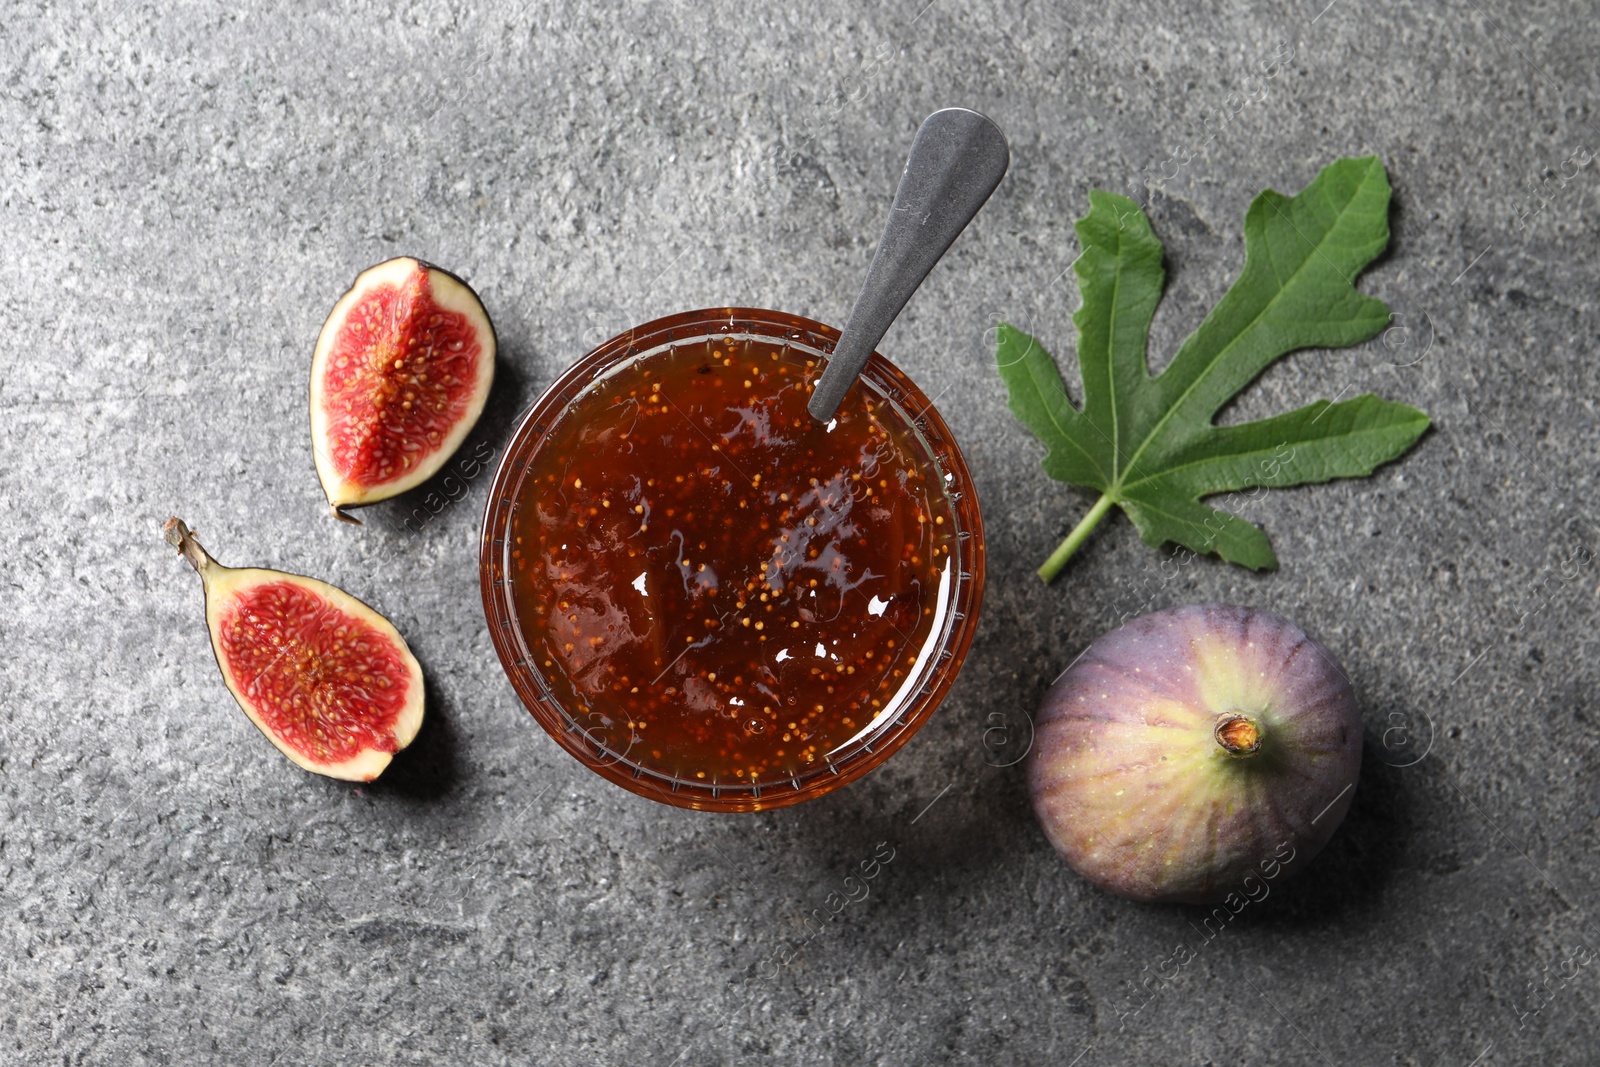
[1038,494,1114,582]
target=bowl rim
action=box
[479,306,986,811]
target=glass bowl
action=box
[479,307,984,811]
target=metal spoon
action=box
[807,107,1010,423]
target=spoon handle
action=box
[808,107,1010,422]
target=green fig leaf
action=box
[997,156,1430,579]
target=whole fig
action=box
[1027,605,1361,903]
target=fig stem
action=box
[1215,713,1263,757]
[1038,494,1114,582]
[162,517,214,575]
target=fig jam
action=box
[508,336,958,788]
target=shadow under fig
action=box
[366,673,462,801]
[470,351,539,449]
[764,689,1420,941]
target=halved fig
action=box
[162,517,425,781]
[310,257,496,523]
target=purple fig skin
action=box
[1027,605,1362,904]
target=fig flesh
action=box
[162,518,425,781]
[310,257,496,523]
[1027,605,1361,903]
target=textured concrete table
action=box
[5,0,1598,1063]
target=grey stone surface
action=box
[3,0,1599,1062]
